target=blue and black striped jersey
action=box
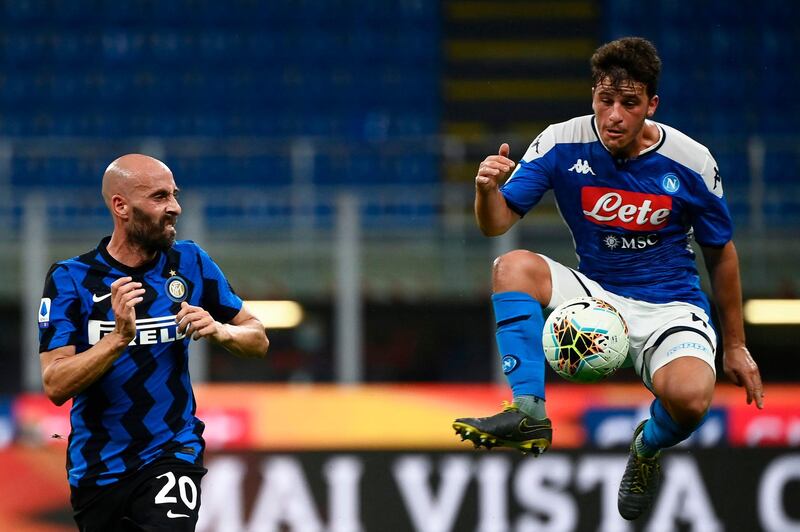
[38,237,243,487]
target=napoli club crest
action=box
[502,355,520,374]
[166,275,188,302]
[661,173,680,194]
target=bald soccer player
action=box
[38,154,269,531]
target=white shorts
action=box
[539,254,717,390]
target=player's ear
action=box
[111,194,129,219]
[590,85,599,114]
[646,94,659,118]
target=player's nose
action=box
[609,102,623,121]
[168,196,182,216]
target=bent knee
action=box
[653,357,715,427]
[661,389,713,427]
[492,250,549,284]
[492,250,551,303]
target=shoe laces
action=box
[501,400,519,413]
[631,458,658,494]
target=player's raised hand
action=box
[110,277,145,341]
[176,301,228,342]
[476,143,516,193]
[723,345,764,409]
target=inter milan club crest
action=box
[165,274,188,302]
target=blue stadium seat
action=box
[50,0,98,23]
[2,1,442,200]
[3,0,49,22]
[763,152,799,186]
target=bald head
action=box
[102,153,181,256]
[102,154,173,208]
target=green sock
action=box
[634,430,659,458]
[514,395,547,420]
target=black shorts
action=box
[71,457,207,532]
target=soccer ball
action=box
[542,297,629,383]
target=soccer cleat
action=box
[617,420,662,520]
[452,403,552,456]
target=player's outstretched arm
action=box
[40,277,144,406]
[702,241,764,409]
[175,302,269,358]
[474,143,520,236]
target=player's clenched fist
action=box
[176,301,227,342]
[476,143,516,192]
[110,276,145,341]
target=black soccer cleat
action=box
[618,420,662,520]
[452,403,552,456]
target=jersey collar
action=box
[97,235,163,275]
[591,116,666,161]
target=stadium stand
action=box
[604,0,800,231]
[0,0,440,191]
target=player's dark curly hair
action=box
[591,37,661,97]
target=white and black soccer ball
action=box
[542,297,630,383]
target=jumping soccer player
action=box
[39,154,269,530]
[452,37,764,520]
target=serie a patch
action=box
[38,297,51,329]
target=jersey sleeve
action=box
[39,264,82,353]
[197,247,244,323]
[689,152,733,247]
[499,126,556,216]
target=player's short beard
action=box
[128,206,177,255]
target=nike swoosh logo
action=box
[167,510,190,519]
[562,300,591,312]
[519,419,546,435]
[92,293,111,303]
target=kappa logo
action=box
[666,341,710,357]
[532,133,543,154]
[568,159,595,175]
